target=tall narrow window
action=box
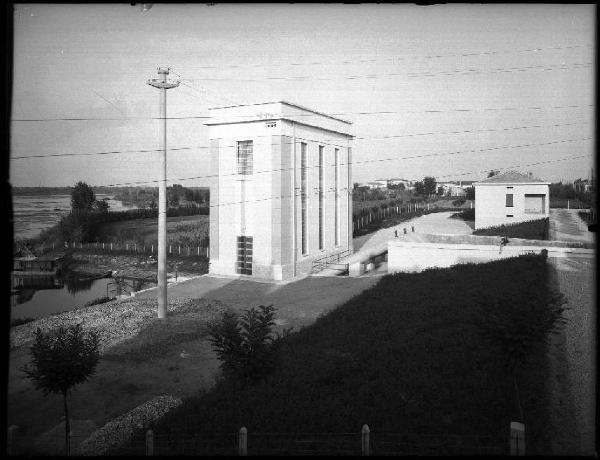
[237,140,253,175]
[301,143,308,255]
[506,193,514,207]
[318,146,324,250]
[334,148,339,246]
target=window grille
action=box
[237,140,253,175]
[236,236,253,275]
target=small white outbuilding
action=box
[473,171,550,230]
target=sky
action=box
[9,3,595,187]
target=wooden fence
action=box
[353,202,425,232]
[36,241,209,258]
[6,422,525,456]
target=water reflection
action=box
[57,271,98,294]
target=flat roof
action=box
[207,100,353,125]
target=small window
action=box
[506,193,513,207]
[506,214,514,218]
[265,122,276,128]
[237,140,253,175]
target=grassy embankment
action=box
[451,209,549,240]
[118,253,560,456]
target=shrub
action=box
[452,197,466,207]
[450,208,475,221]
[208,305,286,385]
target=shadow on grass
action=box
[115,254,568,456]
[102,299,227,364]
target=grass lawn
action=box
[118,254,559,455]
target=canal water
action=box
[11,273,156,321]
[11,193,149,321]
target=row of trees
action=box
[113,185,209,209]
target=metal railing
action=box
[311,248,352,274]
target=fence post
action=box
[7,425,18,456]
[510,421,525,456]
[197,246,200,256]
[169,245,171,255]
[151,244,154,254]
[178,245,181,255]
[126,243,129,251]
[361,424,370,456]
[238,426,247,456]
[110,243,113,251]
[146,429,154,456]
[206,247,209,258]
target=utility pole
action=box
[147,67,179,318]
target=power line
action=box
[93,137,592,188]
[166,43,593,72]
[10,103,595,122]
[10,121,591,160]
[183,61,592,82]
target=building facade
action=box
[206,101,353,281]
[474,171,550,230]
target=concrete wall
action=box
[388,238,593,274]
[474,183,549,229]
[281,120,352,277]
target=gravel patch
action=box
[74,395,182,456]
[10,297,226,353]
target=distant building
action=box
[367,180,388,189]
[387,178,413,189]
[473,171,550,230]
[206,101,353,281]
[438,181,467,197]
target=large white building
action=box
[474,171,550,230]
[206,101,354,281]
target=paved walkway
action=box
[135,274,381,330]
[549,208,595,244]
[545,209,596,455]
[313,211,473,274]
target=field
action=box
[97,215,209,247]
[118,254,561,455]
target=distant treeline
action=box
[112,184,209,208]
[12,185,210,206]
